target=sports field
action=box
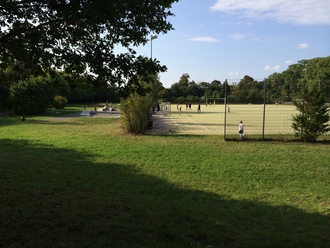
[164,103,299,136]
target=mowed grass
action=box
[0,114,329,247]
[166,104,325,137]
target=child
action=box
[238,121,244,139]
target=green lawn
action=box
[0,114,329,247]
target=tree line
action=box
[2,56,328,115]
[159,56,330,104]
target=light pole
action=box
[150,34,157,59]
[301,68,307,139]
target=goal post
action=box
[205,98,226,107]
[161,102,171,116]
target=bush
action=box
[52,95,68,109]
[292,91,330,141]
[120,93,152,134]
[10,76,54,116]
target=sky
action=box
[135,0,330,88]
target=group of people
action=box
[177,103,202,115]
[176,103,245,139]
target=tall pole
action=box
[301,68,307,140]
[151,38,152,59]
[150,34,158,113]
[150,34,157,59]
[224,79,227,140]
[262,79,266,140]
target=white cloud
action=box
[188,36,220,42]
[285,60,292,64]
[229,71,239,76]
[210,0,330,25]
[264,65,280,71]
[298,43,309,49]
[229,33,246,41]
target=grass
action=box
[0,113,330,247]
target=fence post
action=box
[224,79,227,140]
[262,79,266,140]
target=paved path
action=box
[145,111,171,135]
[48,110,121,121]
[48,110,170,135]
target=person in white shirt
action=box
[239,121,244,139]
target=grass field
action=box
[165,103,330,139]
[0,110,330,247]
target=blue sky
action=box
[136,0,330,88]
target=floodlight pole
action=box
[150,34,158,59]
[149,34,158,114]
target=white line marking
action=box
[187,117,211,132]
[169,116,184,132]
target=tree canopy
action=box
[0,0,178,84]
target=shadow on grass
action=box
[0,116,23,127]
[1,139,329,247]
[0,115,83,128]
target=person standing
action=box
[197,104,201,113]
[239,121,244,139]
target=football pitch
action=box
[164,103,299,136]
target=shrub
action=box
[292,91,330,141]
[53,95,68,109]
[10,76,54,116]
[120,93,152,134]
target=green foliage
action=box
[122,66,163,102]
[268,57,330,103]
[292,91,330,141]
[52,95,68,109]
[167,73,213,103]
[227,78,264,104]
[120,93,152,134]
[0,59,32,111]
[0,0,177,85]
[9,76,55,116]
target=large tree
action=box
[0,0,177,84]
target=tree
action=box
[304,57,330,102]
[0,58,32,111]
[292,90,330,141]
[0,0,177,85]
[269,57,330,103]
[266,73,286,103]
[121,59,163,102]
[10,75,56,116]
